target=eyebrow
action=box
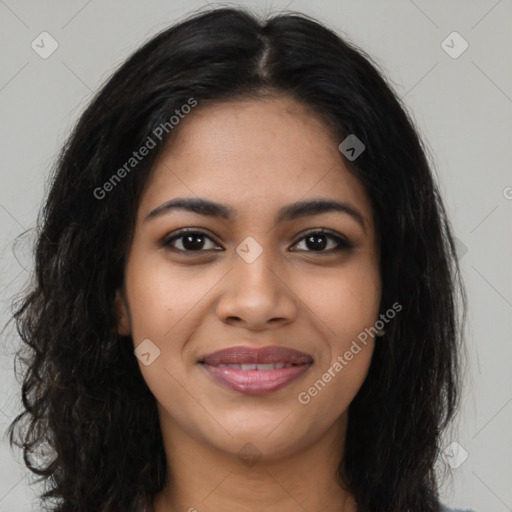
[144,197,367,232]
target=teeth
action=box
[214,363,294,370]
[254,363,273,370]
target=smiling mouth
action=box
[198,345,313,394]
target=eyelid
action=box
[291,227,352,246]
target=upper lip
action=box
[200,345,314,366]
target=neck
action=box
[152,411,357,512]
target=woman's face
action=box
[116,95,381,461]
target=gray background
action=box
[0,1,511,511]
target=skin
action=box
[116,95,381,512]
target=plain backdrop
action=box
[0,1,511,511]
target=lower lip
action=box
[200,363,312,394]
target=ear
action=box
[115,289,131,336]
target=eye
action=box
[291,229,353,254]
[161,229,222,253]
[161,228,353,255]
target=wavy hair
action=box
[8,6,466,512]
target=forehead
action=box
[139,96,372,223]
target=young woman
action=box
[8,7,472,512]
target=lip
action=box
[199,345,313,395]
[200,345,313,366]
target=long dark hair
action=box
[7,6,466,511]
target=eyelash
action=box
[161,228,354,255]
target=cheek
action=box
[123,255,218,402]
[299,257,381,341]
[124,257,210,424]
[124,253,218,342]
[293,258,380,413]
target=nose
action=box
[215,244,298,331]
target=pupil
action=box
[306,234,327,250]
[183,234,204,250]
